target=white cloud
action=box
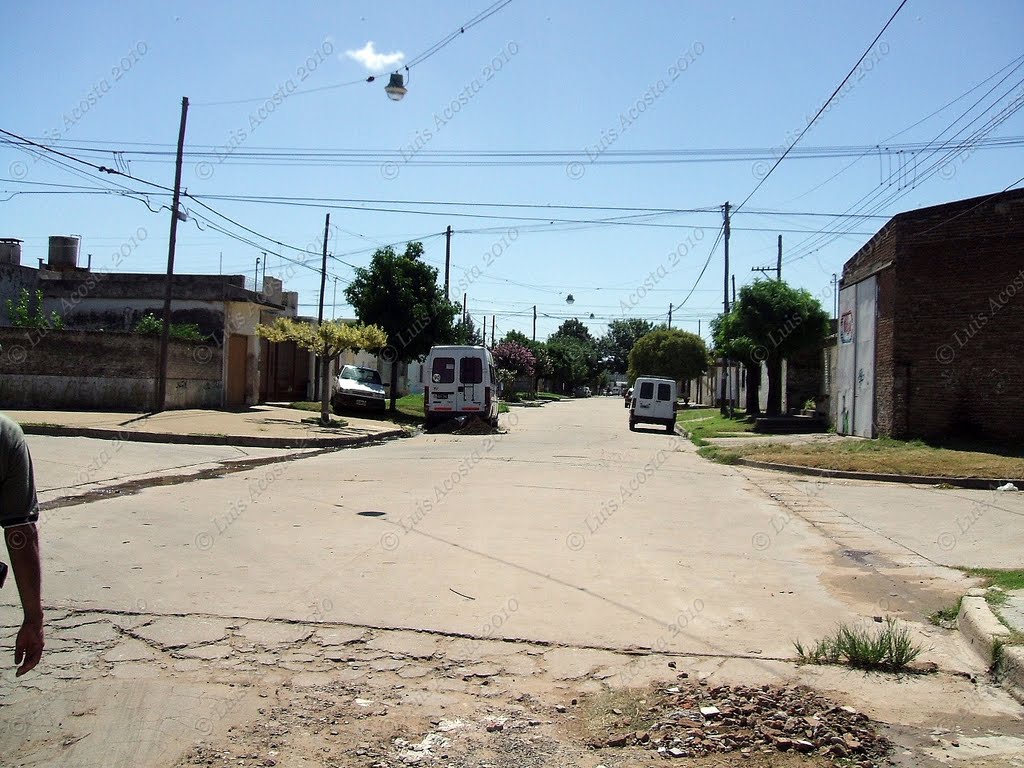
[344,41,405,73]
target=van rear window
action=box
[431,357,455,384]
[657,383,672,401]
[639,382,654,399]
[460,356,483,384]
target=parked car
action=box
[331,365,386,413]
[573,385,592,398]
[423,345,500,427]
[628,376,677,433]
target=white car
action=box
[332,365,386,413]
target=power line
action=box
[735,0,909,213]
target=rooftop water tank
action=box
[47,235,80,269]
[0,238,22,265]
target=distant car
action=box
[573,385,592,398]
[332,365,387,413]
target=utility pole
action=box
[532,305,536,341]
[832,273,839,319]
[155,96,189,412]
[667,303,673,329]
[776,234,782,280]
[444,225,452,300]
[254,255,261,291]
[463,292,467,324]
[314,213,329,400]
[732,274,736,306]
[491,315,495,346]
[331,276,338,320]
[721,201,731,415]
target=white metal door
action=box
[836,276,877,437]
[853,276,877,437]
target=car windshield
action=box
[342,367,382,385]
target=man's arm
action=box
[5,523,43,676]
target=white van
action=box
[423,345,500,427]
[629,375,678,433]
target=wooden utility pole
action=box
[532,305,536,341]
[313,213,329,400]
[462,292,467,324]
[668,303,673,329]
[156,96,189,412]
[721,201,731,415]
[491,315,495,346]
[444,225,452,300]
[776,234,782,280]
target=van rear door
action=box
[458,355,485,413]
[428,355,456,413]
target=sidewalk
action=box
[3,405,408,448]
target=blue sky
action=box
[3,1,1023,342]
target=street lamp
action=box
[385,72,407,101]
[565,293,574,305]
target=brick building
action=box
[836,188,1024,441]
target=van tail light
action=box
[484,387,492,407]
[423,386,429,414]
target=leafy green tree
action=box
[257,318,387,426]
[5,288,64,330]
[599,318,655,373]
[343,242,459,411]
[710,308,761,415]
[501,329,532,347]
[550,318,593,343]
[627,328,707,384]
[546,336,597,392]
[450,313,482,346]
[731,280,830,416]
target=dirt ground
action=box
[5,606,1023,768]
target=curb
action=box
[21,424,407,449]
[957,592,1024,702]
[731,458,1023,490]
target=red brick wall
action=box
[892,193,1024,440]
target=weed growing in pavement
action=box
[928,600,962,629]
[794,618,923,671]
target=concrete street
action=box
[2,398,1022,767]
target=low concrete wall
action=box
[0,328,223,410]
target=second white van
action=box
[629,375,678,433]
[423,345,500,427]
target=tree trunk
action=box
[766,357,783,416]
[389,358,399,412]
[744,362,761,416]
[320,352,333,426]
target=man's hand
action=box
[15,616,43,676]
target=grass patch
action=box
[794,618,923,671]
[720,437,1024,479]
[536,391,566,401]
[288,401,323,412]
[963,567,1024,592]
[696,445,741,464]
[928,600,962,629]
[676,408,755,443]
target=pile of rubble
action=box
[590,680,891,765]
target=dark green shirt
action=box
[0,414,39,528]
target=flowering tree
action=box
[493,340,535,378]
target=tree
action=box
[627,328,708,384]
[257,318,387,426]
[546,336,597,392]
[551,318,593,343]
[5,288,63,330]
[450,314,482,346]
[501,329,532,347]
[599,318,655,373]
[492,340,535,383]
[710,308,761,416]
[343,242,459,411]
[731,280,830,416]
